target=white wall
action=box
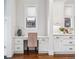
[4,0,16,57]
[16,0,48,36]
[37,0,47,36]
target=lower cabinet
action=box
[54,39,63,52]
[14,36,75,54]
[39,38,48,53]
[54,35,75,54]
[14,38,23,54]
[14,37,49,54]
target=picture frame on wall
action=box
[26,17,36,28]
[64,18,71,27]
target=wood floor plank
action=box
[12,51,75,59]
[12,54,75,59]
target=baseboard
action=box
[38,53,48,55]
[7,53,14,59]
[38,51,48,53]
[54,51,75,54]
[54,54,75,57]
[54,51,75,57]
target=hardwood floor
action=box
[12,50,75,59]
[12,54,75,59]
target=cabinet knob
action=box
[17,41,20,42]
[42,39,45,41]
[69,42,72,44]
[69,37,72,39]
[69,48,73,50]
[17,47,20,49]
[56,37,59,39]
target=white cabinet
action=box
[15,45,23,53]
[62,45,75,52]
[14,36,49,54]
[54,35,75,54]
[53,1,64,26]
[14,38,23,53]
[54,37,63,52]
[62,40,75,45]
[39,38,48,53]
[64,4,75,28]
[64,2,74,17]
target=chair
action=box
[27,33,38,53]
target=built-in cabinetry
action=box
[53,0,75,54]
[39,38,48,53]
[14,36,49,54]
[14,0,75,55]
[14,38,23,53]
[53,0,74,33]
[53,1,64,26]
[53,35,75,54]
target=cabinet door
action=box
[39,38,48,52]
[14,39,23,53]
[54,38,63,52]
[53,1,64,26]
[15,45,23,53]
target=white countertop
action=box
[13,34,74,40]
[13,36,49,40]
[53,34,74,36]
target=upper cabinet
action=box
[64,5,73,17]
[64,0,75,29]
[53,1,64,26]
[53,0,74,35]
[64,4,74,29]
[53,1,64,34]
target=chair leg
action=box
[35,47,38,53]
[27,47,29,54]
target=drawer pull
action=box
[17,47,20,49]
[56,37,59,39]
[69,37,72,39]
[69,48,73,50]
[69,42,73,44]
[17,41,20,42]
[42,39,45,41]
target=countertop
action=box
[13,36,49,40]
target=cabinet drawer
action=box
[39,39,48,44]
[64,36,74,39]
[63,46,75,51]
[15,45,23,52]
[39,45,48,52]
[39,40,48,48]
[62,40,75,45]
[54,36,63,39]
[15,39,23,44]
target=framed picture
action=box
[64,18,71,27]
[26,17,36,28]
